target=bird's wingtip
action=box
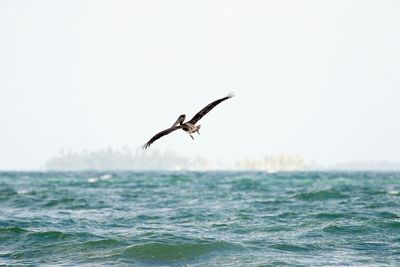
[142,143,149,150]
[227,92,235,98]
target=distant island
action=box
[45,148,310,171]
[46,148,400,171]
[46,148,196,171]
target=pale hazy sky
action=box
[1,0,399,169]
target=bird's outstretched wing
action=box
[142,125,182,149]
[188,93,234,125]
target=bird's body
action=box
[142,94,233,149]
[182,122,199,134]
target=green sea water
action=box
[1,171,400,266]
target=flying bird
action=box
[142,94,234,149]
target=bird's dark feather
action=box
[142,125,182,149]
[188,94,234,125]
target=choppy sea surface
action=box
[1,171,400,266]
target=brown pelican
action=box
[142,94,234,149]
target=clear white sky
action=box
[1,0,399,170]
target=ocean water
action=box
[1,171,400,266]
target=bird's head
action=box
[178,114,186,125]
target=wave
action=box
[121,240,234,261]
[322,224,369,234]
[28,230,75,241]
[79,239,124,249]
[0,227,98,243]
[381,221,400,230]
[0,226,28,234]
[312,212,352,220]
[375,211,400,219]
[271,243,319,252]
[292,189,347,201]
[0,188,19,204]
[0,227,236,265]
